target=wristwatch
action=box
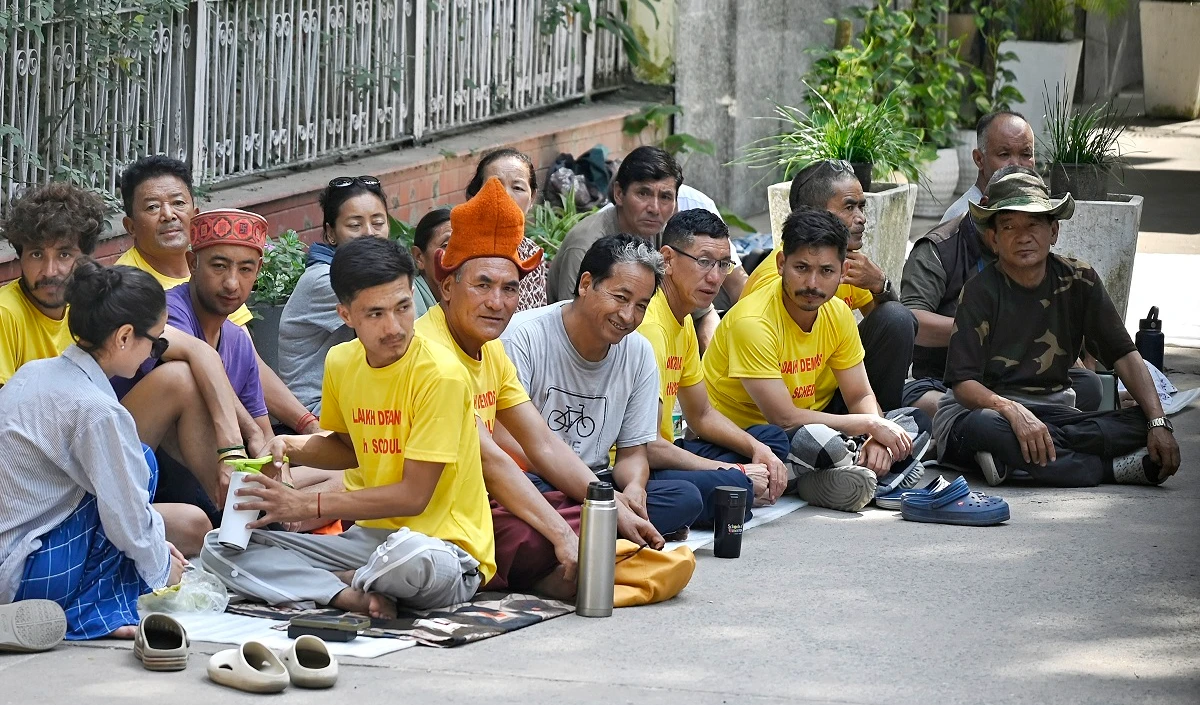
[875,277,897,301]
[1147,417,1174,433]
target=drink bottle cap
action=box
[586,481,614,502]
[1140,306,1161,331]
[714,485,748,507]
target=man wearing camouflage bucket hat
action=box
[933,165,1181,488]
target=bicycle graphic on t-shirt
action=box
[547,403,596,438]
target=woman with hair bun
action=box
[0,259,186,644]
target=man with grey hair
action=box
[500,234,708,536]
[902,118,1100,421]
[941,111,1035,222]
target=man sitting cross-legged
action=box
[0,182,246,557]
[934,167,1181,487]
[415,177,662,598]
[639,209,791,510]
[741,160,916,411]
[502,234,705,538]
[703,208,929,513]
[201,237,495,616]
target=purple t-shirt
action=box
[112,284,267,418]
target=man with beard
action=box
[742,160,916,411]
[0,183,106,385]
[704,208,928,513]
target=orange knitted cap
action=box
[191,208,268,255]
[433,176,542,281]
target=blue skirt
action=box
[14,445,160,640]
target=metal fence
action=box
[0,0,629,212]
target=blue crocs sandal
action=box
[875,475,951,510]
[900,476,1010,526]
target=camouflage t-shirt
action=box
[944,254,1135,396]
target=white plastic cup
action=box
[217,471,262,550]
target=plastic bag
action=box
[137,565,229,614]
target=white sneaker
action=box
[974,451,1008,487]
[795,464,877,512]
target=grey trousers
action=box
[201,525,482,611]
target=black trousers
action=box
[944,404,1149,487]
[859,300,917,412]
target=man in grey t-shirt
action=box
[503,234,703,536]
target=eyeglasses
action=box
[667,245,736,275]
[328,175,381,190]
[791,159,855,193]
[139,332,170,360]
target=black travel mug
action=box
[712,485,748,559]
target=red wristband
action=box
[735,463,747,474]
[297,412,318,431]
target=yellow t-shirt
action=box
[636,290,704,441]
[116,246,254,327]
[319,335,496,582]
[414,304,530,433]
[0,280,74,384]
[742,246,873,311]
[702,280,865,428]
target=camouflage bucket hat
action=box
[969,169,1075,229]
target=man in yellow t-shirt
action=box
[416,177,661,598]
[637,209,790,509]
[741,160,916,411]
[115,156,318,435]
[201,237,494,616]
[0,183,107,385]
[704,208,927,513]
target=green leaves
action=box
[388,215,416,248]
[525,189,598,261]
[253,230,308,306]
[1042,82,1127,174]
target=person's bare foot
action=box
[108,625,137,639]
[532,564,577,602]
[330,587,397,620]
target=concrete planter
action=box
[1000,39,1084,146]
[1053,194,1143,319]
[914,147,959,219]
[954,128,977,195]
[1140,1,1200,119]
[767,181,916,288]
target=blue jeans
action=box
[657,424,791,527]
[525,473,703,536]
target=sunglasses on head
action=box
[138,332,170,360]
[328,175,381,190]
[791,159,855,192]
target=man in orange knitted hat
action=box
[416,177,662,598]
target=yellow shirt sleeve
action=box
[638,321,671,401]
[726,313,782,380]
[680,317,703,387]
[405,367,473,464]
[843,284,874,311]
[0,311,21,383]
[828,301,867,370]
[318,346,348,434]
[229,304,254,327]
[494,347,530,412]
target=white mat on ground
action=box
[166,610,414,658]
[665,495,808,552]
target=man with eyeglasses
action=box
[637,209,791,510]
[742,159,916,412]
[546,146,747,353]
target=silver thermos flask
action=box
[575,481,618,617]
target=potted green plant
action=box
[909,0,969,218]
[249,229,307,371]
[997,0,1085,146]
[1140,1,1200,119]
[1042,85,1143,317]
[953,0,1025,194]
[525,188,598,263]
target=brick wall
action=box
[0,100,650,284]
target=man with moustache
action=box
[0,183,107,385]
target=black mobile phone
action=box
[287,614,371,642]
